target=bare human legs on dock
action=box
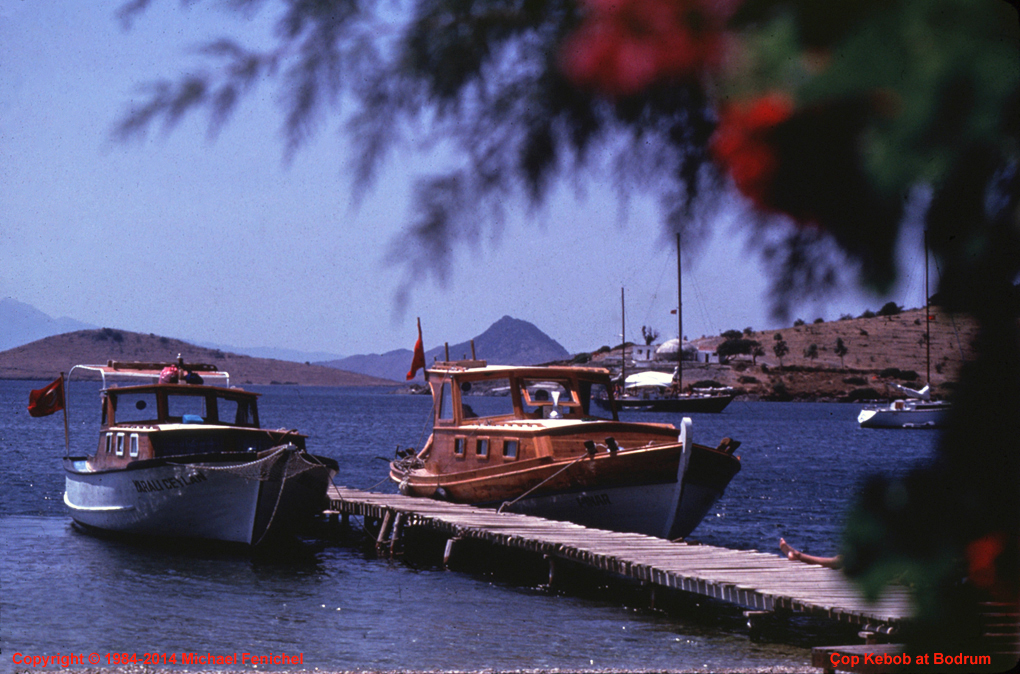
[779,538,843,570]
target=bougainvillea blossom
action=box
[709,93,795,212]
[561,0,733,95]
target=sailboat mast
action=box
[621,286,626,386]
[676,232,683,391]
[924,229,931,385]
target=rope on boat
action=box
[496,442,607,514]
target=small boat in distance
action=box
[390,360,742,540]
[597,369,735,413]
[599,233,734,414]
[857,382,949,429]
[62,358,337,546]
[858,231,950,429]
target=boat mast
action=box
[924,229,931,385]
[621,286,626,386]
[676,232,683,392]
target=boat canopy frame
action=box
[62,359,232,456]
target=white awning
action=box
[624,371,675,389]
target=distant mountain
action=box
[0,298,342,363]
[0,329,395,386]
[191,341,344,364]
[320,315,572,381]
[0,297,96,351]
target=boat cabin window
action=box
[105,433,113,454]
[129,434,139,458]
[458,378,515,420]
[217,396,257,427]
[437,383,454,422]
[110,391,159,424]
[454,438,466,456]
[168,393,208,424]
[115,433,125,457]
[502,439,518,459]
[476,439,489,458]
[521,379,580,418]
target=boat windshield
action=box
[521,379,581,418]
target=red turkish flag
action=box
[28,376,65,417]
[407,320,426,380]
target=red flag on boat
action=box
[407,319,426,380]
[28,376,65,417]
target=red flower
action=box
[967,533,1005,592]
[710,93,795,211]
[561,0,734,95]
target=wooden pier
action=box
[326,486,912,634]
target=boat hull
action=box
[595,393,734,413]
[63,447,332,545]
[397,440,740,540]
[858,404,948,429]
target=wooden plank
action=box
[325,486,911,629]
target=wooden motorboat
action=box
[62,359,337,546]
[390,361,741,539]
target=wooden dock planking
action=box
[326,485,912,629]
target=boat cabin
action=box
[427,361,618,427]
[69,360,305,471]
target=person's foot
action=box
[779,537,800,561]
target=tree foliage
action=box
[115,0,1019,657]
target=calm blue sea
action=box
[0,380,939,671]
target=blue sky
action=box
[0,2,928,357]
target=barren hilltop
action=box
[0,329,397,386]
[589,306,980,401]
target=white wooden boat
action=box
[62,360,337,546]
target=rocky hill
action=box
[588,307,981,401]
[0,329,396,386]
[322,315,571,381]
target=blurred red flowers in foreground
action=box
[560,0,732,95]
[709,94,794,213]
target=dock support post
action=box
[388,513,405,557]
[744,611,772,640]
[443,537,459,569]
[375,511,393,554]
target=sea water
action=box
[0,380,938,671]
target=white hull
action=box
[64,448,330,545]
[505,479,723,540]
[858,404,948,429]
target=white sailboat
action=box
[858,232,950,429]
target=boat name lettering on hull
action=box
[133,472,208,493]
[576,493,611,508]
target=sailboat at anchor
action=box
[858,231,950,429]
[596,233,734,414]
